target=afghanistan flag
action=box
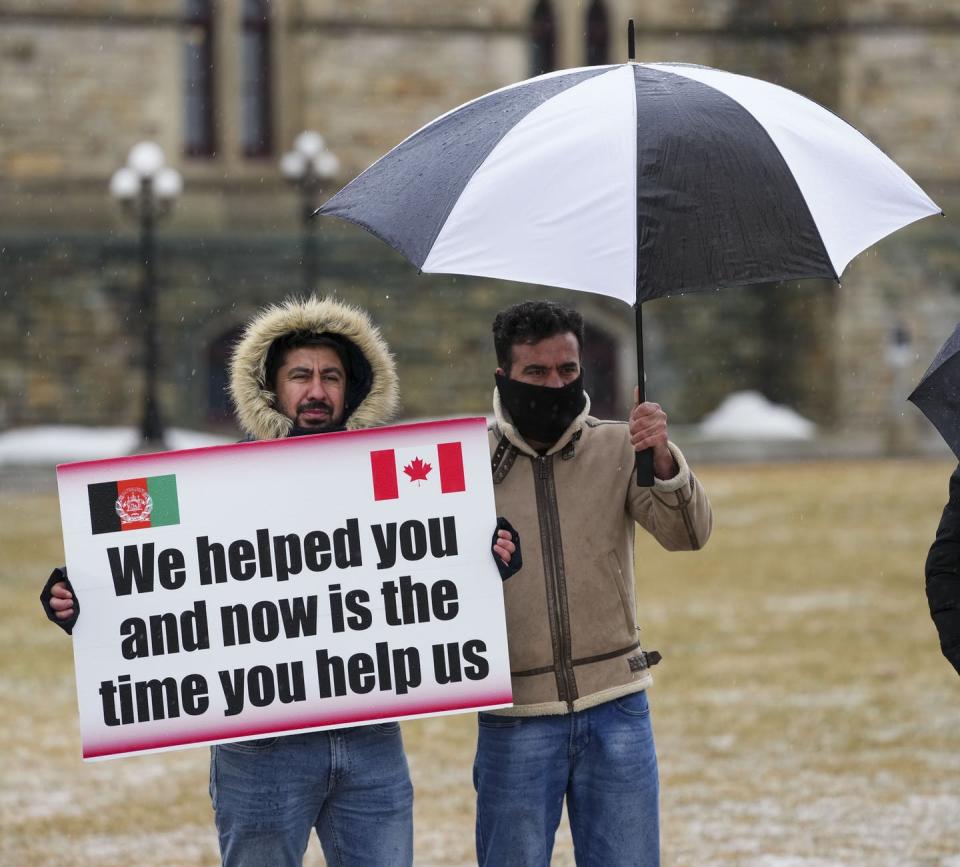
[88,474,180,535]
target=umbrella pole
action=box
[629,21,653,486]
[635,303,655,486]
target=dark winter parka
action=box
[925,465,960,675]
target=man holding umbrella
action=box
[478,299,712,866]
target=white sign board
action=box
[56,417,512,760]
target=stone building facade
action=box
[1,0,957,446]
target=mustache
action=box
[297,399,333,415]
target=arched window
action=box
[183,0,216,157]
[530,0,556,77]
[586,0,609,67]
[241,0,273,157]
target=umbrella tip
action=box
[627,19,635,61]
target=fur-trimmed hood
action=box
[229,296,399,440]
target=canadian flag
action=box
[370,441,466,501]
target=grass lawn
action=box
[2,459,959,866]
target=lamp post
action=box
[280,131,339,293]
[109,142,183,451]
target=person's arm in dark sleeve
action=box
[925,466,960,675]
[40,567,79,635]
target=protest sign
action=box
[56,417,512,760]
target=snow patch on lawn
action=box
[699,391,816,440]
[0,425,233,465]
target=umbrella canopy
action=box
[318,61,941,305]
[909,324,960,460]
[319,55,941,486]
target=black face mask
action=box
[495,372,586,446]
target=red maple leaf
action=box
[403,456,432,485]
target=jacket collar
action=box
[492,386,592,458]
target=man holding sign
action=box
[477,300,713,867]
[44,295,517,867]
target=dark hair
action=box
[492,300,584,369]
[264,332,350,392]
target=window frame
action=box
[183,0,217,159]
[240,0,274,159]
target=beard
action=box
[294,399,340,431]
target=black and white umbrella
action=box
[318,31,940,482]
[909,323,960,461]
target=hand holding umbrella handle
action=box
[635,447,655,487]
[634,305,655,486]
[630,387,656,486]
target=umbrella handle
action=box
[634,304,654,486]
[635,447,655,487]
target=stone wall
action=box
[0,7,181,197]
[0,226,636,434]
[832,20,960,432]
[0,0,958,447]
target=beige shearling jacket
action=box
[489,389,712,716]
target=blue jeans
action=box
[474,689,659,867]
[209,723,413,867]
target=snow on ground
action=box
[0,425,233,465]
[0,420,490,467]
[698,390,816,440]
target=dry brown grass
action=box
[3,459,960,866]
